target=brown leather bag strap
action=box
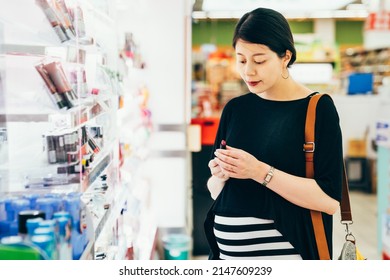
[340,162,353,222]
[304,93,352,260]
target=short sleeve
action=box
[313,95,343,202]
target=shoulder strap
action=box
[304,93,352,260]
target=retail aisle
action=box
[333,190,380,260]
[192,190,380,260]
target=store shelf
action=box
[0,97,111,127]
[0,0,161,261]
[341,47,390,95]
[0,0,127,261]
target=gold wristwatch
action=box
[262,166,275,186]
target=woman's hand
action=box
[214,145,262,180]
[208,158,229,181]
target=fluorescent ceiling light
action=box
[194,0,369,19]
[202,0,357,12]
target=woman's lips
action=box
[247,81,260,87]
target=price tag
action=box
[49,113,72,129]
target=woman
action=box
[204,7,343,260]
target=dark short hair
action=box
[233,8,296,67]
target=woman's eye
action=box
[255,60,265,64]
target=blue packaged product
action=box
[35,197,55,220]
[26,218,44,236]
[22,194,40,209]
[57,217,72,260]
[33,227,58,259]
[31,235,54,260]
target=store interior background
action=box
[0,0,390,260]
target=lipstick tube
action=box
[46,135,57,164]
[63,132,73,153]
[87,138,100,154]
[55,134,66,163]
[220,140,226,149]
[35,63,68,109]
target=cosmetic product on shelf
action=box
[22,193,40,210]
[35,63,68,109]
[70,5,86,38]
[51,0,76,39]
[43,61,78,108]
[30,234,55,260]
[46,134,58,164]
[9,199,30,235]
[24,174,69,189]
[0,235,46,260]
[63,194,86,260]
[35,0,69,43]
[33,224,58,260]
[18,210,46,238]
[56,216,72,259]
[26,218,45,237]
[35,197,55,220]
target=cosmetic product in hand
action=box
[220,140,226,149]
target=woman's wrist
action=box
[208,175,227,200]
[262,165,275,187]
[254,161,273,186]
[212,174,228,183]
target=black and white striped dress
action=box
[214,215,302,260]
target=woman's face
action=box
[235,39,288,94]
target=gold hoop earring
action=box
[281,69,289,79]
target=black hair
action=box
[232,8,296,67]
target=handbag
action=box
[304,93,366,260]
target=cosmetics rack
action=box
[113,42,157,260]
[0,0,131,260]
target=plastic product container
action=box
[0,235,44,260]
[57,217,72,260]
[22,193,40,209]
[26,217,44,236]
[30,235,54,260]
[36,197,55,220]
[162,234,191,260]
[18,210,45,235]
[63,194,85,260]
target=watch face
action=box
[265,174,272,182]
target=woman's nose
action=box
[244,62,256,76]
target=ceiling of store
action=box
[192,0,371,19]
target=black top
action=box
[204,92,343,260]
